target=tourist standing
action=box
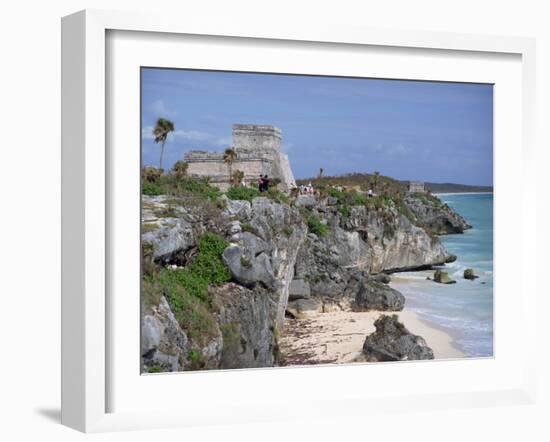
[264,175,270,192]
[258,174,264,192]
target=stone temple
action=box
[408,181,426,193]
[184,124,296,191]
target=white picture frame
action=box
[61,9,537,433]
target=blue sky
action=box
[141,68,493,185]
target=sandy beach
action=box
[279,308,465,366]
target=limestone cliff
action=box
[141,194,306,372]
[405,193,471,234]
[141,189,466,372]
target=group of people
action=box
[257,174,271,193]
[298,182,314,195]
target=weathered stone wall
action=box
[233,124,281,152]
[408,181,425,193]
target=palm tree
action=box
[223,148,237,183]
[232,170,245,187]
[153,118,175,172]
[172,160,188,181]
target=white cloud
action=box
[142,125,231,149]
[147,99,178,117]
[388,143,412,155]
[142,125,154,141]
[173,129,211,141]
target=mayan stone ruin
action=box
[184,124,296,191]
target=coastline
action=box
[433,191,493,196]
[279,308,465,366]
[390,274,468,357]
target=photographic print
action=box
[140,68,493,373]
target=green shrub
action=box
[162,233,232,304]
[267,187,289,204]
[147,365,162,374]
[226,186,261,202]
[142,269,218,346]
[192,233,232,284]
[142,180,165,196]
[339,206,351,218]
[307,214,329,237]
[141,173,221,199]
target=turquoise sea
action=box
[394,193,494,357]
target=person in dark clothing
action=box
[258,174,264,192]
[263,175,270,192]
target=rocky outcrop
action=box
[353,280,405,311]
[141,296,191,372]
[141,186,468,371]
[293,198,454,310]
[223,197,307,327]
[463,268,478,280]
[212,283,278,369]
[288,279,311,301]
[286,298,322,319]
[433,269,456,284]
[141,195,307,372]
[362,315,435,362]
[294,194,317,208]
[405,194,471,235]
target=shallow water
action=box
[393,193,493,357]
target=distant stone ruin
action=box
[184,124,296,191]
[408,181,425,193]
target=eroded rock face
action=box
[212,283,278,369]
[142,218,196,263]
[294,194,317,207]
[141,195,307,372]
[405,194,471,234]
[141,296,190,372]
[224,197,308,327]
[288,279,311,301]
[362,315,434,362]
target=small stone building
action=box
[184,124,296,191]
[408,181,425,193]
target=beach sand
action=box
[279,308,465,366]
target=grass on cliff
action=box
[226,186,290,204]
[226,186,261,202]
[142,232,231,346]
[142,171,221,200]
[306,213,329,237]
[167,232,231,303]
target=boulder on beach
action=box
[286,298,322,319]
[288,279,311,301]
[463,268,479,280]
[353,280,405,311]
[433,269,456,284]
[373,273,392,284]
[362,314,434,362]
